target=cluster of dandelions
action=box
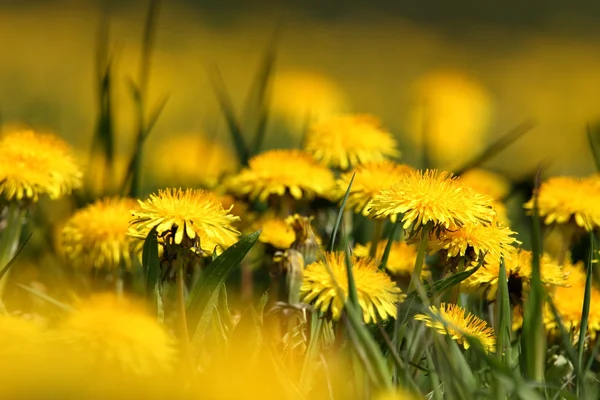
[2,112,600,399]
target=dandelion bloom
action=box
[524,175,600,231]
[353,240,424,277]
[305,114,400,170]
[334,161,414,215]
[255,216,296,249]
[228,149,334,202]
[301,252,405,323]
[462,249,568,300]
[148,134,238,189]
[368,170,496,231]
[426,222,519,263]
[459,169,511,201]
[545,260,600,341]
[58,294,176,376]
[61,197,142,270]
[414,303,496,352]
[0,129,82,201]
[129,188,240,254]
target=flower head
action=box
[61,197,141,270]
[426,222,519,263]
[0,129,82,201]
[353,240,424,277]
[334,161,414,215]
[228,149,334,202]
[368,169,496,232]
[459,169,511,201]
[524,175,600,231]
[255,216,296,249]
[305,114,400,170]
[129,188,240,255]
[415,303,496,352]
[59,294,176,376]
[301,252,404,323]
[148,134,238,189]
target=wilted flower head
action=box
[0,129,82,202]
[524,175,600,231]
[301,252,405,323]
[228,149,334,202]
[415,303,496,352]
[335,160,414,215]
[368,169,496,233]
[129,188,240,255]
[61,197,141,270]
[305,114,400,170]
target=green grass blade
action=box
[455,120,535,175]
[329,173,355,252]
[141,227,160,312]
[520,168,546,383]
[576,232,595,396]
[344,245,359,309]
[190,284,223,356]
[406,264,481,301]
[17,284,73,312]
[138,0,160,96]
[379,221,399,271]
[187,230,261,334]
[496,258,511,366]
[209,66,250,166]
[586,123,600,172]
[546,294,578,370]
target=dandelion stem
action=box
[408,225,430,293]
[175,253,194,375]
[370,219,384,259]
[0,203,25,297]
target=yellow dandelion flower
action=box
[129,188,240,255]
[147,134,238,189]
[335,161,414,215]
[61,197,142,270]
[462,249,568,300]
[524,175,600,231]
[374,389,424,400]
[59,294,176,376]
[0,129,82,201]
[368,169,496,231]
[354,240,425,277]
[228,149,334,202]
[305,114,400,170]
[415,303,496,352]
[460,169,511,200]
[492,200,510,226]
[545,262,600,341]
[426,222,519,263]
[301,252,405,323]
[255,216,296,249]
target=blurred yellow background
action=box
[1,0,599,181]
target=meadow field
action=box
[1,1,600,399]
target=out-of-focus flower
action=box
[374,389,425,400]
[460,168,511,201]
[301,252,404,323]
[334,161,414,215]
[61,197,141,270]
[254,216,295,249]
[461,249,569,300]
[368,169,496,232]
[58,294,176,376]
[305,114,400,170]
[0,129,82,201]
[271,70,349,131]
[129,188,240,255]
[415,303,496,352]
[426,222,519,263]
[353,240,424,277]
[228,149,334,202]
[406,71,492,170]
[147,134,238,189]
[524,175,600,231]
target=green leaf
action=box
[406,264,481,301]
[187,230,261,335]
[455,120,535,175]
[329,172,355,251]
[577,232,595,396]
[495,258,511,367]
[586,124,600,172]
[209,66,250,166]
[344,245,359,310]
[142,227,161,313]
